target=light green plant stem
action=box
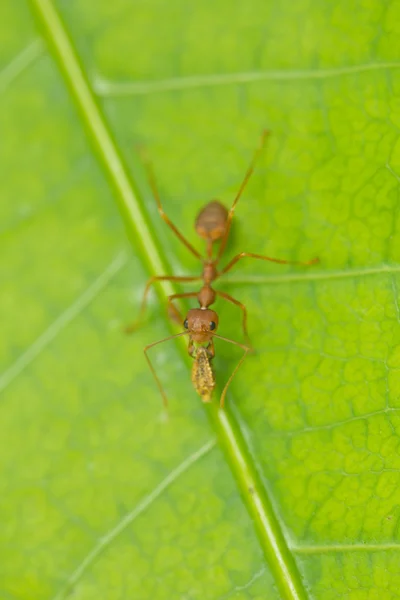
[29,0,308,597]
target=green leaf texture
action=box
[1,1,400,598]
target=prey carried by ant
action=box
[128,131,318,408]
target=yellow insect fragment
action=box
[191,346,215,402]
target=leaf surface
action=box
[1,1,400,598]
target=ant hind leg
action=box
[141,154,202,260]
[215,130,270,264]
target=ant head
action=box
[183,308,219,343]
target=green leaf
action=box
[1,1,400,599]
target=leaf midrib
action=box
[29,1,308,598]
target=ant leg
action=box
[125,275,200,333]
[212,333,250,408]
[215,290,252,349]
[167,291,198,324]
[218,252,319,277]
[215,130,270,264]
[144,331,189,407]
[142,156,202,260]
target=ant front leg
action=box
[206,340,215,358]
[125,275,200,333]
[167,292,198,325]
[212,334,250,408]
[216,290,252,350]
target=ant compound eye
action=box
[209,321,216,331]
[183,319,189,329]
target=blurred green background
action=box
[2,1,400,598]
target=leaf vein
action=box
[0,251,128,396]
[0,39,44,94]
[51,439,216,600]
[268,407,400,436]
[218,566,267,599]
[222,264,400,286]
[292,542,400,554]
[93,61,400,97]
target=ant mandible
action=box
[128,131,318,408]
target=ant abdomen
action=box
[195,200,228,241]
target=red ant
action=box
[128,131,318,408]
